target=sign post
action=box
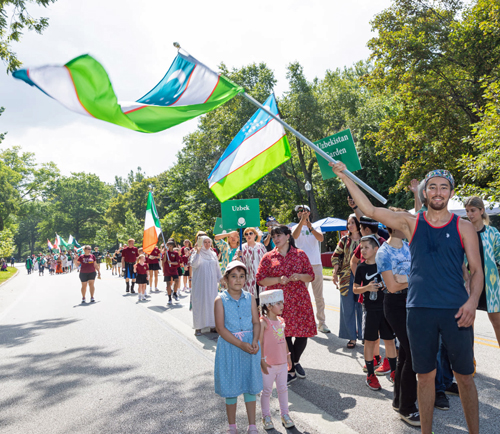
[314,129,362,181]
[221,199,261,251]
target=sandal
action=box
[195,329,202,336]
[347,340,356,349]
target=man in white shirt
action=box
[292,204,330,333]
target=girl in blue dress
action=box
[214,261,263,434]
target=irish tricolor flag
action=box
[143,192,162,254]
[208,94,291,202]
[12,53,244,133]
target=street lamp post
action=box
[305,180,312,212]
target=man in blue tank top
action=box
[330,163,483,434]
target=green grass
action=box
[0,266,18,284]
[323,267,334,277]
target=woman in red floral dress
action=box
[256,224,317,384]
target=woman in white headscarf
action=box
[190,236,223,336]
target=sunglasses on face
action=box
[245,232,254,236]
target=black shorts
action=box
[164,275,178,282]
[80,272,97,283]
[177,267,184,276]
[407,307,474,375]
[112,260,117,265]
[148,263,161,271]
[363,309,394,341]
[124,262,136,279]
[136,274,148,284]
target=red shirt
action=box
[180,255,189,267]
[163,250,180,276]
[78,254,96,273]
[136,262,149,275]
[146,247,160,264]
[122,246,139,263]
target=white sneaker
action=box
[262,415,274,430]
[318,324,331,333]
[281,414,295,429]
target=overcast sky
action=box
[0,0,392,184]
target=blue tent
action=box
[289,217,347,233]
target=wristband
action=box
[261,356,267,361]
[353,206,358,210]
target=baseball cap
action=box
[225,260,247,273]
[424,169,455,189]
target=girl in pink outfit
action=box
[259,289,295,430]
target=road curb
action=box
[0,268,20,289]
[323,275,333,281]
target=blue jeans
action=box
[339,274,363,340]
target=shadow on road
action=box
[0,318,80,349]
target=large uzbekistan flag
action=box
[143,192,162,254]
[12,53,244,133]
[56,234,69,250]
[208,94,291,202]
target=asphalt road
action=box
[0,265,499,434]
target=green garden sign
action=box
[315,128,362,180]
[213,217,224,235]
[221,199,260,231]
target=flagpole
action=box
[149,188,170,267]
[241,92,387,205]
[173,43,387,204]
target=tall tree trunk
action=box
[295,138,320,222]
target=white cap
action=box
[260,289,284,305]
[294,204,311,212]
[225,260,247,274]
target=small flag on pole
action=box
[143,192,163,254]
[208,94,291,202]
[56,234,69,250]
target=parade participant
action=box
[25,256,33,274]
[190,237,221,335]
[56,255,63,274]
[11,256,15,267]
[146,243,161,294]
[114,247,123,277]
[353,235,397,391]
[181,239,192,256]
[241,227,267,302]
[105,252,112,271]
[122,239,139,293]
[38,254,46,276]
[111,250,118,275]
[93,246,102,265]
[331,162,483,434]
[256,224,316,384]
[464,196,500,346]
[262,216,278,252]
[331,214,362,348]
[134,254,149,301]
[74,245,100,303]
[174,246,183,292]
[162,239,180,304]
[375,210,420,426]
[180,247,191,292]
[214,231,242,276]
[259,289,294,430]
[214,261,262,434]
[292,205,330,334]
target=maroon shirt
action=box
[146,247,160,264]
[163,251,180,276]
[135,262,149,275]
[180,255,189,267]
[78,254,96,273]
[122,246,139,263]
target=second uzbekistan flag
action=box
[208,94,291,202]
[143,192,163,254]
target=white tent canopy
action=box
[409,198,500,217]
